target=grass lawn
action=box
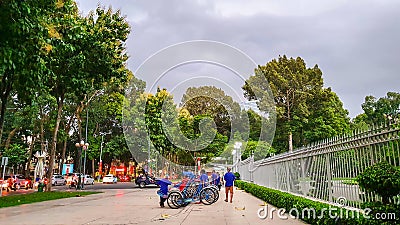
[0,191,101,208]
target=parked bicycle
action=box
[166,177,219,209]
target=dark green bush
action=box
[234,172,240,180]
[362,202,400,224]
[357,161,400,204]
[235,180,399,225]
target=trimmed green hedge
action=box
[235,180,399,225]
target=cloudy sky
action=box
[76,0,400,118]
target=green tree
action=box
[140,88,228,166]
[181,86,242,137]
[247,109,262,141]
[243,55,349,152]
[1,144,28,172]
[302,88,350,144]
[145,88,178,161]
[361,92,400,126]
[1,93,54,175]
[350,113,369,131]
[84,74,144,173]
[41,3,131,191]
[241,140,276,161]
[0,0,51,146]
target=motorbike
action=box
[69,179,77,189]
[69,178,83,189]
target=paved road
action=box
[52,181,146,191]
[1,181,146,197]
[0,183,305,225]
[1,188,35,197]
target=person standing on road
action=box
[223,167,236,203]
[211,170,221,191]
[157,179,169,208]
[199,169,208,187]
[216,172,221,191]
[211,170,218,185]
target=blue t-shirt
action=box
[211,173,218,184]
[157,180,169,195]
[224,172,236,187]
[200,173,208,183]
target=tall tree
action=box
[2,144,28,172]
[0,0,50,146]
[243,55,323,152]
[360,92,400,126]
[180,86,242,137]
[83,74,144,173]
[134,88,228,166]
[247,109,262,141]
[301,88,350,144]
[41,3,131,191]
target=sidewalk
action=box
[0,187,306,225]
[159,187,306,225]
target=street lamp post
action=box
[98,131,111,182]
[83,106,89,187]
[233,142,242,172]
[75,141,89,189]
[148,135,151,174]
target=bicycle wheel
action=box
[181,192,191,207]
[167,191,184,209]
[208,185,219,201]
[200,187,218,205]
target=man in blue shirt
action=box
[157,179,169,207]
[199,169,208,187]
[223,167,236,203]
[211,170,221,191]
[211,170,218,185]
[216,172,221,191]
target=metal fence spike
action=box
[237,121,400,210]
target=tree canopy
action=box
[181,86,242,137]
[243,55,350,153]
[0,1,138,192]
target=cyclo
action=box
[165,173,219,209]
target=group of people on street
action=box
[157,167,236,207]
[199,167,236,203]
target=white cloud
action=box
[75,0,400,118]
[212,0,348,17]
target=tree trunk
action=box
[5,127,19,149]
[0,99,6,147]
[92,158,95,177]
[288,132,293,152]
[46,94,64,192]
[40,108,45,152]
[25,136,36,177]
[59,140,67,174]
[286,90,293,152]
[60,109,75,175]
[75,103,84,172]
[0,72,12,147]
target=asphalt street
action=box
[1,181,153,197]
[0,183,305,225]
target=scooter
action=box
[69,179,77,189]
[69,179,83,189]
[12,182,20,191]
